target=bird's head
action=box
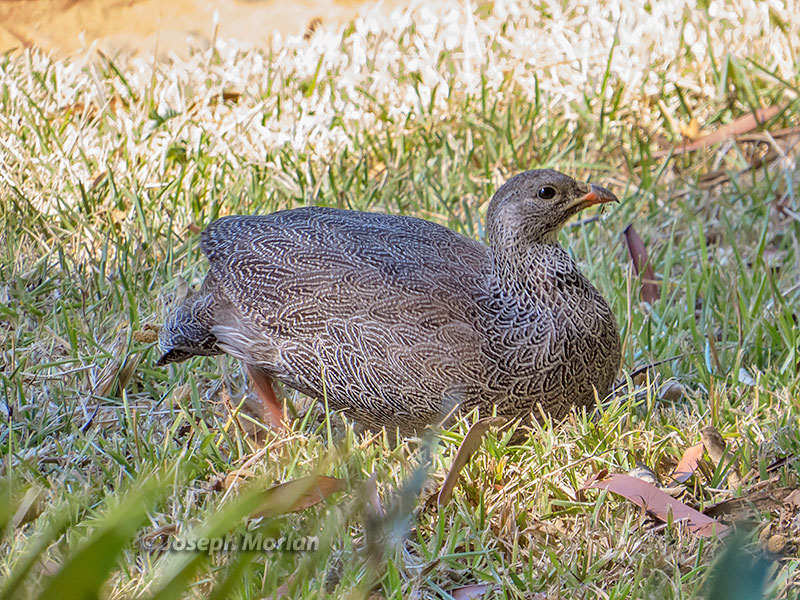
[155,290,221,366]
[486,169,618,247]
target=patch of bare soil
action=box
[0,0,403,57]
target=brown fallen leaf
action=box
[116,353,141,393]
[91,330,137,397]
[700,426,726,460]
[622,225,660,303]
[660,380,685,402]
[700,425,742,490]
[87,170,107,191]
[219,385,269,448]
[784,489,800,507]
[451,584,491,599]
[586,473,729,537]
[204,473,226,492]
[437,417,504,506]
[139,523,180,549]
[671,442,705,484]
[224,468,257,490]
[11,486,44,529]
[576,468,609,502]
[253,475,346,519]
[664,105,783,156]
[173,276,192,303]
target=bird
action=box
[157,169,621,433]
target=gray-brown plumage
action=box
[158,169,621,432]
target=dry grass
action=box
[1,0,800,598]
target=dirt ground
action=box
[0,0,403,57]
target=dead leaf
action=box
[87,170,107,191]
[117,353,141,391]
[586,473,729,537]
[204,473,226,492]
[784,489,800,507]
[220,385,268,448]
[577,468,609,501]
[667,105,783,155]
[622,225,660,303]
[700,425,742,490]
[437,417,504,506]
[738,367,757,387]
[175,277,192,302]
[700,426,726,463]
[253,475,346,519]
[91,331,135,397]
[672,442,705,484]
[363,473,388,570]
[451,584,491,599]
[660,380,685,402]
[11,486,44,529]
[225,468,257,490]
[140,523,179,549]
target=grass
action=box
[1,0,800,598]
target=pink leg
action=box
[245,364,287,432]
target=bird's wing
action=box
[200,207,489,341]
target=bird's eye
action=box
[537,186,557,200]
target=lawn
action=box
[1,0,799,598]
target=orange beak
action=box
[574,183,618,210]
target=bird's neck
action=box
[489,242,577,300]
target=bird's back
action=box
[201,208,494,428]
